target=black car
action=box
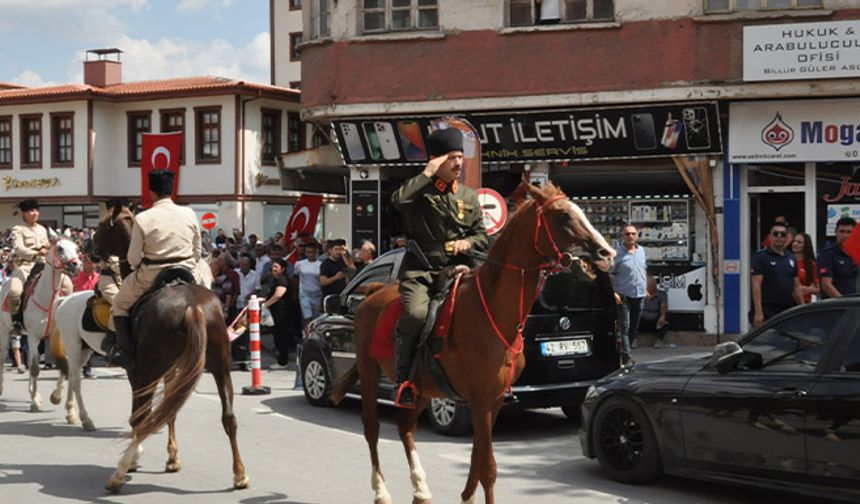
[580,297,860,503]
[300,247,619,435]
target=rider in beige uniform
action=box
[9,198,50,333]
[106,170,202,369]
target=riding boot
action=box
[106,316,135,371]
[392,330,417,409]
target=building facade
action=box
[285,0,860,334]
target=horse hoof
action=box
[413,498,432,504]
[233,474,250,489]
[375,497,394,504]
[82,419,96,431]
[104,479,124,494]
[66,413,80,425]
[50,392,62,405]
[165,461,181,473]
[29,403,42,413]
[127,464,139,473]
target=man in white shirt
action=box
[233,255,261,366]
[292,242,323,325]
[254,244,271,277]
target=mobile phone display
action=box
[397,121,427,161]
[339,123,366,162]
[362,122,383,160]
[682,107,711,150]
[631,113,657,151]
[374,121,401,160]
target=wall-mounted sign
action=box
[729,99,860,163]
[476,188,507,235]
[652,265,706,313]
[2,176,60,191]
[744,20,860,82]
[332,102,722,166]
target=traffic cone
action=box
[242,296,271,395]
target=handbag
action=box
[259,305,275,327]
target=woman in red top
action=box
[792,232,819,304]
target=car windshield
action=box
[738,310,842,371]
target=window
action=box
[290,0,302,10]
[509,0,613,26]
[20,114,43,168]
[289,80,302,90]
[363,0,438,33]
[345,264,394,313]
[841,332,860,373]
[287,112,305,152]
[50,112,74,168]
[261,109,282,165]
[127,111,151,166]
[312,129,329,148]
[160,108,186,164]
[195,107,221,164]
[309,0,331,39]
[0,116,11,169]
[705,0,821,13]
[290,31,303,61]
[738,311,842,372]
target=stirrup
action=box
[394,381,418,409]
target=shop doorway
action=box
[748,192,805,255]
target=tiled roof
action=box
[0,76,299,103]
[0,82,26,90]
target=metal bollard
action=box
[242,296,271,395]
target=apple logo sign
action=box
[688,279,703,302]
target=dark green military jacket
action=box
[392,173,488,273]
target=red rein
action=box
[475,195,568,398]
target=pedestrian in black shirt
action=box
[750,222,802,326]
[319,238,355,298]
[819,217,858,299]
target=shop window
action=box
[262,109,282,165]
[20,114,42,168]
[195,107,221,164]
[0,116,11,169]
[747,163,805,187]
[287,111,305,152]
[290,0,301,10]
[127,111,151,166]
[290,31,303,61]
[312,128,329,148]
[509,0,614,26]
[160,108,186,165]
[50,112,74,168]
[362,0,438,34]
[309,0,331,39]
[705,0,820,13]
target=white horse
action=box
[0,236,80,411]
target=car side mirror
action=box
[323,294,343,315]
[712,341,743,374]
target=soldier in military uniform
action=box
[390,127,488,408]
[105,170,203,369]
[9,198,50,333]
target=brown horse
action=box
[330,182,616,504]
[92,205,248,494]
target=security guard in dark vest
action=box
[390,128,488,408]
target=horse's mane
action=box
[506,182,566,223]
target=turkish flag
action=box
[284,194,323,264]
[141,132,183,208]
[843,224,860,266]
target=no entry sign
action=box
[476,188,507,235]
[201,212,218,231]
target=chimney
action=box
[83,48,123,87]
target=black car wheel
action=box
[426,398,472,436]
[301,350,332,407]
[591,396,662,484]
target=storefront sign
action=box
[2,176,60,191]
[332,102,722,166]
[654,266,706,313]
[729,99,860,163]
[744,20,860,82]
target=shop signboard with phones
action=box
[332,102,721,166]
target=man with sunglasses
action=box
[750,222,803,326]
[818,216,858,299]
[612,224,648,365]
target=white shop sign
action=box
[655,266,706,313]
[729,99,860,163]
[744,20,860,82]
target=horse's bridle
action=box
[473,194,573,399]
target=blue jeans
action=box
[617,295,644,357]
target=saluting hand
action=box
[422,153,449,178]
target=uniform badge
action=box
[435,179,447,193]
[769,260,777,266]
[457,200,465,220]
[789,259,795,268]
[451,180,459,193]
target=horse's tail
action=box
[130,306,207,440]
[48,318,69,377]
[330,363,359,405]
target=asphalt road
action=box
[0,345,818,504]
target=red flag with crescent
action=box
[141,132,183,208]
[285,194,323,264]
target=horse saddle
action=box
[82,295,112,333]
[128,266,196,318]
[371,266,467,400]
[4,262,46,322]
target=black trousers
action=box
[748,302,796,324]
[272,311,291,366]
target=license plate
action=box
[541,339,589,357]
